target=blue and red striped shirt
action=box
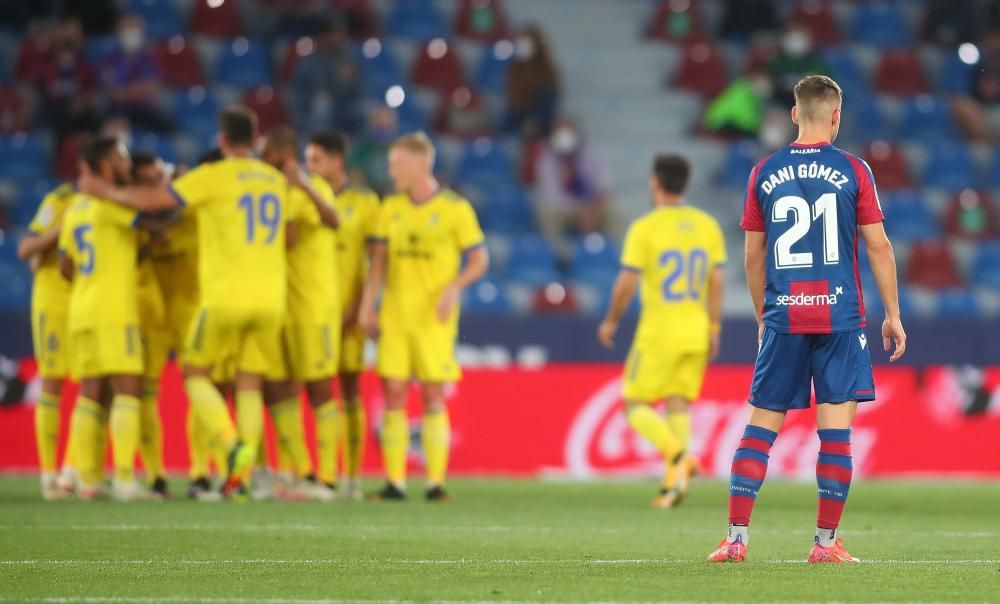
[741,142,884,334]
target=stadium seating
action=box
[355,38,404,96]
[862,142,913,191]
[905,241,963,289]
[673,41,727,97]
[156,36,206,89]
[189,0,244,39]
[873,49,929,96]
[504,234,559,286]
[0,134,48,185]
[851,1,910,48]
[174,86,221,141]
[456,138,514,188]
[570,234,620,290]
[0,86,27,133]
[790,1,842,46]
[944,190,1000,241]
[531,282,579,314]
[411,38,467,94]
[647,0,708,43]
[463,278,514,314]
[453,0,510,42]
[935,288,982,317]
[129,0,184,39]
[214,38,271,89]
[385,0,448,41]
[718,141,759,189]
[969,242,1000,290]
[475,40,514,93]
[242,86,290,133]
[939,48,978,94]
[475,184,534,235]
[331,0,381,40]
[882,191,941,241]
[898,95,954,142]
[922,142,977,192]
[841,96,891,143]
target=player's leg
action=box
[138,331,169,497]
[264,379,313,499]
[36,377,65,499]
[338,370,366,500]
[109,366,155,501]
[68,376,109,498]
[806,329,873,563]
[709,329,810,562]
[370,327,411,500]
[306,378,339,494]
[413,326,461,501]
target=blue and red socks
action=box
[727,424,778,540]
[815,428,853,546]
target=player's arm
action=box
[744,230,767,341]
[78,168,179,212]
[597,268,640,349]
[358,240,387,338]
[437,244,489,322]
[860,222,906,362]
[58,252,74,281]
[17,226,61,264]
[284,162,339,228]
[707,265,724,361]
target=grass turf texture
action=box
[0,477,998,603]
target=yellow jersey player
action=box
[130,151,172,498]
[78,106,289,498]
[305,131,380,501]
[258,126,340,502]
[58,137,155,501]
[598,154,726,509]
[18,182,76,500]
[359,132,489,502]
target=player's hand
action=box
[597,319,618,349]
[77,165,108,198]
[282,160,308,190]
[882,316,906,363]
[437,284,460,322]
[709,332,721,362]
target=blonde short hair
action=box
[390,131,436,168]
[793,75,843,121]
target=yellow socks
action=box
[186,406,209,479]
[184,376,237,453]
[235,389,264,452]
[422,411,450,487]
[381,409,408,488]
[138,388,164,482]
[668,411,692,451]
[341,400,366,478]
[270,398,312,478]
[69,397,104,486]
[110,395,142,484]
[314,400,339,485]
[35,392,62,474]
[626,404,683,488]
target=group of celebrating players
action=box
[20,104,487,503]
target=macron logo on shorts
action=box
[859,334,867,349]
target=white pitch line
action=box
[1,558,996,566]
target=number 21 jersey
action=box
[741,142,884,334]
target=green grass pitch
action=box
[0,476,998,603]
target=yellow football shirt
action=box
[27,183,76,311]
[149,210,199,314]
[285,173,338,324]
[58,195,140,330]
[373,188,484,328]
[620,205,727,352]
[169,156,288,315]
[334,184,380,311]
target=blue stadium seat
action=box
[174,86,220,141]
[987,147,1000,189]
[392,90,429,133]
[841,95,891,143]
[922,142,977,191]
[0,259,31,309]
[0,134,48,184]
[478,185,534,234]
[133,131,180,165]
[385,0,448,41]
[717,140,759,189]
[214,38,271,89]
[851,1,909,48]
[898,96,954,143]
[969,242,1000,290]
[597,285,639,318]
[939,50,978,95]
[504,234,559,286]
[822,48,869,97]
[129,0,184,39]
[462,279,513,314]
[456,138,514,188]
[85,36,119,65]
[570,233,620,289]
[353,39,404,96]
[882,191,941,241]
[476,40,514,93]
[935,289,981,317]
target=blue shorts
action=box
[749,327,875,411]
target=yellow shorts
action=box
[621,347,708,402]
[70,324,144,379]
[377,323,460,383]
[142,325,171,382]
[338,325,366,374]
[32,308,69,379]
[184,307,282,376]
[268,321,340,382]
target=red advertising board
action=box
[1,363,999,478]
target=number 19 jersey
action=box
[740,142,884,335]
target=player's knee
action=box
[306,380,332,405]
[111,374,143,397]
[382,379,408,410]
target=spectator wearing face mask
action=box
[103,14,174,132]
[348,105,400,196]
[535,118,617,264]
[33,16,101,142]
[952,32,1000,143]
[504,25,560,140]
[703,69,773,138]
[767,24,830,108]
[291,17,363,136]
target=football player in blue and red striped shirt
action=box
[708,75,907,564]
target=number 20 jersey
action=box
[740,142,885,335]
